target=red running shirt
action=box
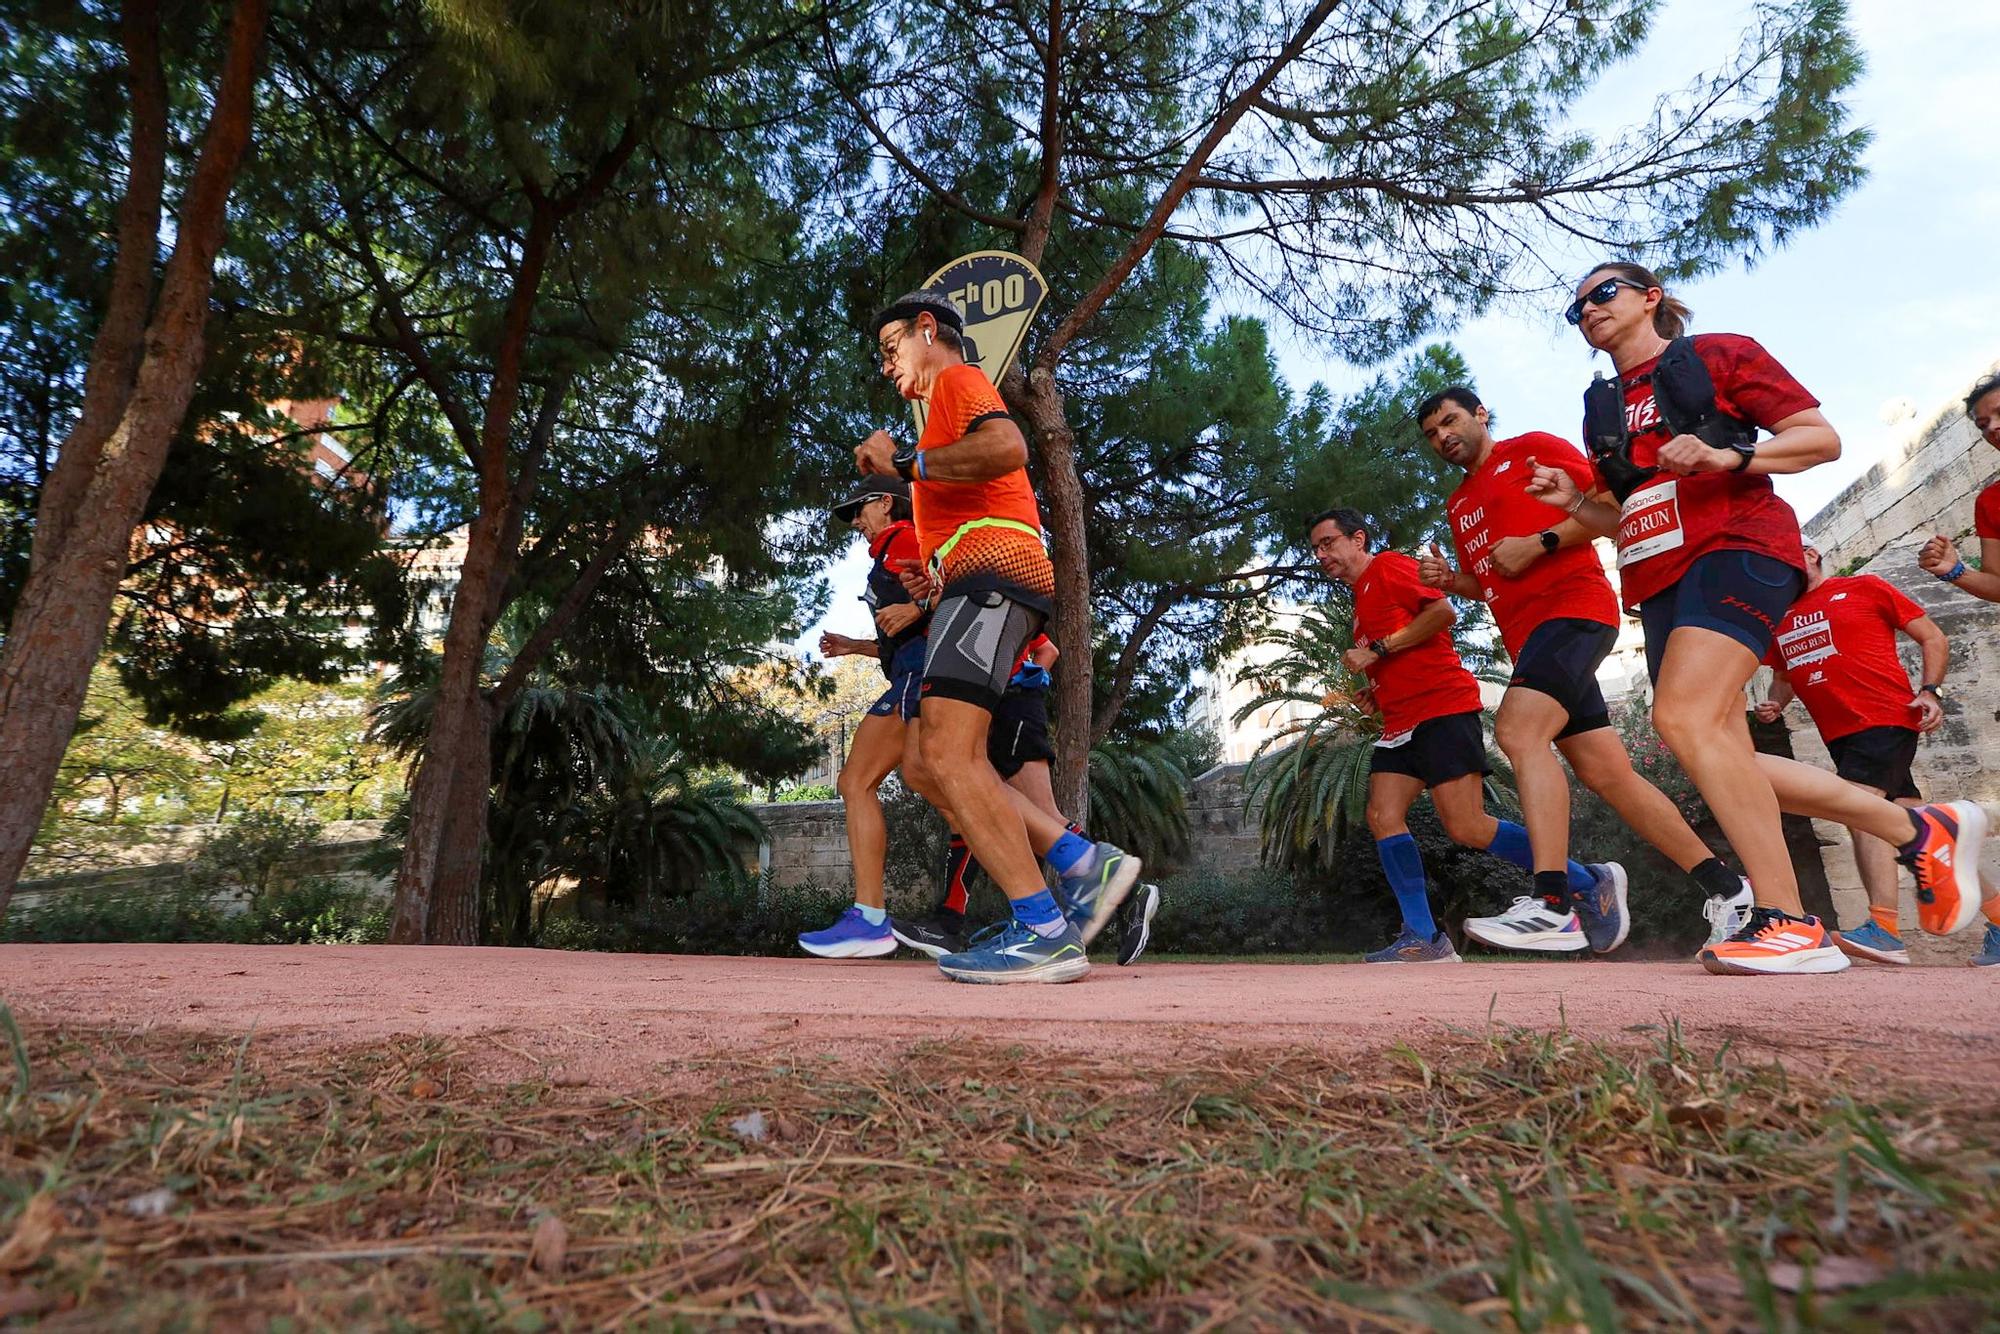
[1763,575,1926,742]
[1446,432,1619,657]
[1976,480,2000,541]
[1350,550,1485,737]
[1593,333,1819,609]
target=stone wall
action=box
[746,764,1266,889]
[1784,376,2000,962]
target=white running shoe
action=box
[1701,878,1755,952]
[1464,896,1590,953]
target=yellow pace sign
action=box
[910,250,1048,435]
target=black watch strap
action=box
[1728,442,1756,472]
[1538,529,1560,552]
[892,446,918,481]
[1919,683,1944,697]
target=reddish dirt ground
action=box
[3,944,1994,1092]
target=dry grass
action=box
[1,1006,1996,1330]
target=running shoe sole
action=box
[1116,884,1159,966]
[1698,944,1850,976]
[1915,801,1988,936]
[799,934,898,960]
[1589,861,1631,954]
[1463,922,1590,953]
[1077,852,1141,946]
[1364,948,1463,964]
[890,923,960,959]
[938,954,1091,984]
[1835,932,1910,966]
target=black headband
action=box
[872,291,964,337]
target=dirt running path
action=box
[3,944,1993,1092]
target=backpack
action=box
[1582,336,1756,503]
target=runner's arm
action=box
[1664,406,1839,476]
[1901,613,1949,689]
[915,416,1029,482]
[1753,670,1794,723]
[1379,596,1455,653]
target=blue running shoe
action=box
[1060,841,1141,945]
[1568,862,1630,954]
[1364,927,1461,964]
[1970,923,2000,968]
[1837,918,1910,966]
[937,920,1090,984]
[798,907,896,959]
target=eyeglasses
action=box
[1310,535,1347,557]
[877,326,912,368]
[1564,277,1650,326]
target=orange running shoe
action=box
[1897,801,1989,936]
[1700,908,1849,976]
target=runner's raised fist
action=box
[855,430,898,476]
[1525,462,1578,509]
[1416,542,1455,589]
[1917,534,1959,574]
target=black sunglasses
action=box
[1564,277,1650,326]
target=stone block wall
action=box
[747,764,1268,889]
[1788,378,2000,963]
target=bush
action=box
[0,876,388,946]
[186,809,327,898]
[541,874,852,955]
[773,783,838,803]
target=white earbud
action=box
[922,329,934,346]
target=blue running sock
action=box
[1047,831,1094,878]
[1375,834,1436,938]
[855,903,886,927]
[1488,820,1595,895]
[1011,889,1067,938]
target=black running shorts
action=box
[1369,710,1490,787]
[1824,724,1922,801]
[1508,618,1617,738]
[921,589,1044,714]
[987,686,1056,778]
[1637,549,1802,683]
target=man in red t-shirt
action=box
[1310,505,1590,964]
[1919,372,2000,611]
[1413,387,1752,957]
[1757,546,1999,965]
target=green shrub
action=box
[186,809,327,898]
[543,874,852,955]
[1,886,229,944]
[773,783,838,803]
[230,878,390,944]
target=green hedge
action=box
[2,878,388,946]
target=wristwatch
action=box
[1538,529,1560,553]
[892,443,919,481]
[1919,683,1946,699]
[1367,637,1394,657]
[1724,441,1756,472]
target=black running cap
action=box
[832,475,910,522]
[872,290,964,336]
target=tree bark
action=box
[31,0,170,574]
[0,0,271,914]
[1014,369,1093,819]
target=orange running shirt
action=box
[914,363,1055,610]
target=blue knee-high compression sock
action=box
[1046,831,1094,879]
[1010,888,1067,938]
[1488,820,1596,894]
[1375,834,1436,938]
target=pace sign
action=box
[910,250,1049,435]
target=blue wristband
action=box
[915,451,929,481]
[1935,559,1968,583]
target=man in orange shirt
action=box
[855,291,1139,983]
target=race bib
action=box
[1616,478,1685,567]
[1375,727,1416,750]
[1774,610,1835,670]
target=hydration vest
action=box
[1582,335,1757,503]
[863,520,930,676]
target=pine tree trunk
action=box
[0,0,271,914]
[1018,367,1093,821]
[388,511,510,943]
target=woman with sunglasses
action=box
[1526,261,1988,975]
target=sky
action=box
[799,0,2000,655]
